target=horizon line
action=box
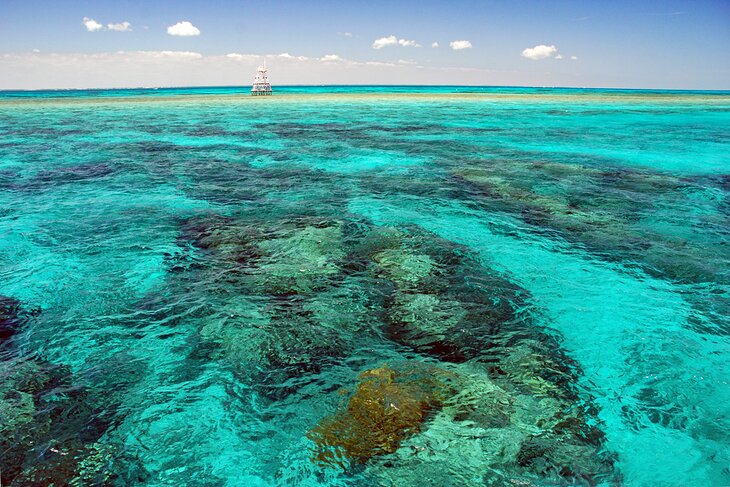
[2,84,730,94]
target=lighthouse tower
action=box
[251,60,272,96]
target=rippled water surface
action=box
[1,87,728,486]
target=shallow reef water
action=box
[0,87,728,486]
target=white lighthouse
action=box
[251,60,272,96]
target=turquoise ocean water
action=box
[0,86,728,486]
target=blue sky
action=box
[1,0,728,89]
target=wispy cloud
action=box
[278,52,310,61]
[372,35,421,49]
[431,42,439,48]
[227,52,311,62]
[226,53,258,61]
[82,17,103,32]
[571,55,578,61]
[107,21,132,32]
[167,21,200,37]
[339,32,353,38]
[449,40,472,50]
[224,51,424,69]
[521,44,559,60]
[365,60,397,67]
[136,50,203,59]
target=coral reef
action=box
[174,213,617,483]
[367,233,534,364]
[180,214,347,295]
[361,364,616,486]
[373,249,437,288]
[177,215,383,400]
[0,298,129,486]
[0,357,118,486]
[2,207,620,485]
[453,160,727,287]
[254,223,345,294]
[308,360,616,484]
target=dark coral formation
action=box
[0,358,116,486]
[0,297,130,486]
[1,295,37,348]
[169,212,618,484]
[452,160,728,287]
[174,214,378,398]
[0,298,21,348]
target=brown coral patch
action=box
[307,364,453,467]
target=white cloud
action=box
[280,53,310,61]
[340,32,353,38]
[521,44,558,60]
[373,36,397,49]
[555,54,563,60]
[108,21,132,32]
[226,52,320,63]
[431,42,439,48]
[372,35,420,49]
[226,53,262,61]
[167,21,200,37]
[32,49,40,53]
[365,61,397,67]
[571,55,578,60]
[320,54,343,62]
[136,50,203,59]
[83,17,103,32]
[398,39,420,47]
[449,40,472,50]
